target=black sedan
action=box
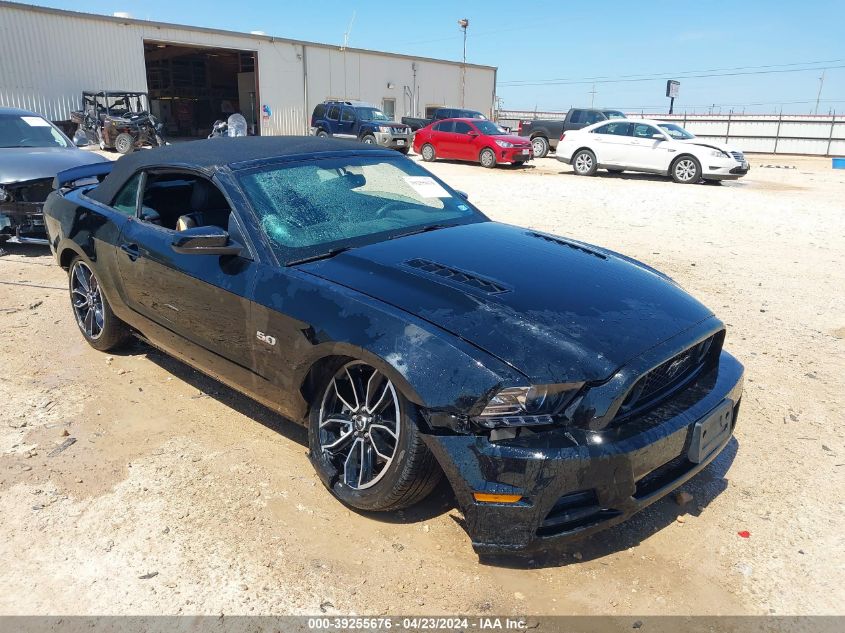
[43,137,743,555]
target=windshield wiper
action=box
[286,246,353,266]
[388,224,450,240]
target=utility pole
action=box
[341,11,356,99]
[815,70,826,115]
[589,83,597,108]
[459,18,469,108]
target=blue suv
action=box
[310,101,413,153]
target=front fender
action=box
[251,265,528,425]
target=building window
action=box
[382,98,396,120]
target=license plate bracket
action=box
[687,400,733,463]
[397,139,406,146]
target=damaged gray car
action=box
[1,106,109,244]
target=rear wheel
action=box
[114,133,135,155]
[309,360,441,511]
[421,143,436,162]
[671,155,701,184]
[531,136,549,158]
[68,258,129,351]
[572,149,598,176]
[480,147,497,168]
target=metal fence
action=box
[496,111,845,156]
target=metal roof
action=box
[0,1,496,71]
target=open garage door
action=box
[144,41,259,138]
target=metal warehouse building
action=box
[0,1,496,138]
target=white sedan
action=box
[556,118,749,183]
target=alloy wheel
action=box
[675,159,698,182]
[318,362,401,490]
[422,145,435,161]
[532,138,546,156]
[480,149,495,167]
[575,152,593,174]
[70,261,105,340]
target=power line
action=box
[499,59,844,87]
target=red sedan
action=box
[413,118,533,168]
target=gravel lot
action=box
[0,150,843,617]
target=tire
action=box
[361,134,377,145]
[572,149,598,176]
[479,147,497,169]
[114,133,135,155]
[68,257,130,352]
[308,360,442,512]
[316,129,329,138]
[671,155,701,184]
[420,143,436,162]
[607,168,624,174]
[531,136,549,158]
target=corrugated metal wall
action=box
[497,111,845,156]
[0,3,496,136]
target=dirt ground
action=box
[0,150,843,617]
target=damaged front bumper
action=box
[422,351,744,556]
[0,178,52,244]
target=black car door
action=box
[115,169,258,372]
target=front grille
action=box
[405,258,509,294]
[391,127,409,135]
[730,151,745,162]
[619,336,716,417]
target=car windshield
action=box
[658,123,696,140]
[604,111,626,119]
[0,114,70,148]
[237,156,482,261]
[356,108,391,121]
[473,121,508,135]
[101,94,148,116]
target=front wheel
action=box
[361,134,377,145]
[671,155,701,184]
[479,147,497,169]
[308,360,441,511]
[531,136,549,158]
[572,149,598,176]
[68,258,129,351]
[114,133,135,155]
[316,129,329,138]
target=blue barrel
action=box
[833,157,845,169]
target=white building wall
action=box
[0,2,496,136]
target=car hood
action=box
[299,222,714,383]
[0,147,109,184]
[677,139,740,154]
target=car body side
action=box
[413,118,533,165]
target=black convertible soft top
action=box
[90,136,385,204]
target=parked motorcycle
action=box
[208,113,248,139]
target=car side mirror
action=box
[171,226,242,256]
[652,133,665,140]
[455,190,470,201]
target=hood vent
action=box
[529,232,607,260]
[405,258,509,294]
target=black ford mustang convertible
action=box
[44,137,743,555]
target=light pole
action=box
[458,18,469,108]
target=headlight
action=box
[495,140,514,148]
[475,383,583,428]
[378,126,391,133]
[710,149,730,158]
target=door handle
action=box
[120,243,140,261]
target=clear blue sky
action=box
[24,0,845,114]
